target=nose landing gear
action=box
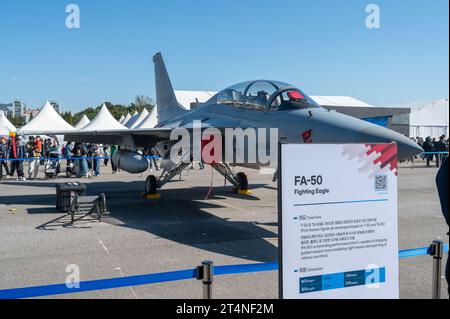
[235,171,252,195]
[212,163,252,195]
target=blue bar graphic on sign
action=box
[299,267,386,294]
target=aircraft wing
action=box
[39,128,174,148]
[26,117,246,148]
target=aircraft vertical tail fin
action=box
[153,52,188,123]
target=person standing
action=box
[10,135,26,181]
[110,144,118,174]
[149,148,159,172]
[436,157,449,296]
[75,142,89,178]
[27,136,41,180]
[436,135,448,167]
[423,137,435,167]
[0,137,10,179]
[90,144,103,177]
[103,145,111,166]
[64,141,74,165]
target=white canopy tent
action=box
[74,114,91,130]
[408,99,449,138]
[0,111,17,136]
[18,101,75,134]
[121,113,131,124]
[136,106,158,129]
[126,109,149,129]
[124,111,138,127]
[81,104,127,131]
[118,114,125,123]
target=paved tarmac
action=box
[0,160,448,299]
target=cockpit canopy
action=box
[205,80,321,111]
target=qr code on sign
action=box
[375,174,388,191]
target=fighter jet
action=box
[62,52,423,196]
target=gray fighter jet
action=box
[63,52,423,196]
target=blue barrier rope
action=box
[0,245,447,299]
[399,247,432,258]
[1,152,447,162]
[421,152,449,155]
[0,268,196,300]
[0,156,161,162]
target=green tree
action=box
[67,96,156,124]
[8,115,25,127]
[61,111,74,125]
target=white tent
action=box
[0,112,17,136]
[74,114,91,130]
[121,113,131,124]
[118,114,125,123]
[124,111,138,127]
[18,101,75,134]
[408,99,449,138]
[136,106,158,129]
[81,104,127,131]
[126,109,149,129]
[175,90,217,110]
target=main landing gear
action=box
[142,161,191,199]
[142,161,252,198]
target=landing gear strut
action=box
[143,161,191,199]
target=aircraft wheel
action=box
[145,175,158,194]
[236,172,248,190]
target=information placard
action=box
[278,143,399,299]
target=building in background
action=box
[390,98,449,138]
[0,103,11,117]
[0,100,26,117]
[310,96,411,136]
[13,100,26,117]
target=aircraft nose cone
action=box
[397,135,424,160]
[361,125,424,161]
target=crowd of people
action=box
[1,132,449,181]
[0,132,160,181]
[409,135,449,168]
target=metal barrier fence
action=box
[0,241,447,300]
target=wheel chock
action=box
[141,192,161,199]
[235,189,253,195]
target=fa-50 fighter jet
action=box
[62,52,423,196]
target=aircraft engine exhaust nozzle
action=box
[112,150,149,174]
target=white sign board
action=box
[278,143,399,299]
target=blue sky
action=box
[0,0,448,112]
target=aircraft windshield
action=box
[207,80,321,111]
